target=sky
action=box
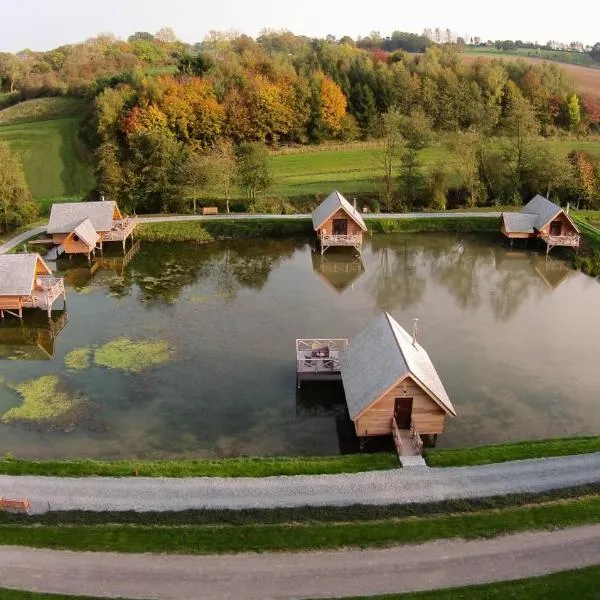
[0,0,598,53]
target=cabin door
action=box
[332,219,348,235]
[549,220,562,236]
[394,398,413,430]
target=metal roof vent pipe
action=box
[412,318,419,346]
[566,202,570,214]
[353,197,357,212]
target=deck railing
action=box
[392,418,423,457]
[102,217,140,242]
[28,276,65,309]
[541,234,580,247]
[320,233,363,246]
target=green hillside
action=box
[0,98,95,204]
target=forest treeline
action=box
[1,30,600,218]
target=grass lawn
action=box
[2,566,600,599]
[0,98,94,203]
[464,47,599,69]
[0,453,398,478]
[425,435,600,467]
[0,494,598,554]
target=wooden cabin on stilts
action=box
[0,254,66,320]
[312,191,368,255]
[296,313,455,465]
[46,200,138,261]
[501,195,580,254]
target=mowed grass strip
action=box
[425,435,600,467]
[1,495,599,554]
[2,484,599,527]
[0,453,398,478]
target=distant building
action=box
[501,195,580,254]
[312,191,367,255]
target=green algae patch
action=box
[94,338,171,374]
[64,347,91,371]
[1,375,94,431]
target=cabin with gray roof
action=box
[312,191,367,254]
[340,313,455,449]
[0,254,65,319]
[47,200,138,259]
[501,195,580,254]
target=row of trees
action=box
[377,103,600,212]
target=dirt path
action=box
[1,525,599,599]
[1,452,598,514]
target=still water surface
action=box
[0,233,599,458]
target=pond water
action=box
[0,233,599,459]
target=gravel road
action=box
[1,453,598,514]
[1,525,599,599]
[0,212,501,254]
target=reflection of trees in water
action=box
[369,234,562,322]
[128,239,302,305]
[368,241,426,310]
[427,239,495,310]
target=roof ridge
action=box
[384,312,411,371]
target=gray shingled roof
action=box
[312,191,367,232]
[502,212,538,233]
[0,254,50,296]
[71,219,99,247]
[522,195,562,230]
[47,201,118,234]
[340,313,455,420]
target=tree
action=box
[397,109,432,208]
[155,27,177,43]
[122,130,188,213]
[447,132,486,207]
[591,43,600,63]
[177,53,215,76]
[212,139,235,213]
[128,32,154,42]
[349,83,378,137]
[179,149,212,214]
[426,163,450,210]
[501,81,540,200]
[568,151,598,209]
[320,76,347,136]
[377,108,403,211]
[566,94,581,131]
[0,142,37,232]
[234,142,273,201]
[0,53,23,92]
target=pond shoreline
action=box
[0,435,598,477]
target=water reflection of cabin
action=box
[0,254,66,319]
[312,191,368,255]
[47,201,138,261]
[296,313,455,461]
[495,249,572,290]
[311,253,365,292]
[0,312,68,359]
[501,195,580,254]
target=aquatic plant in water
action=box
[64,347,91,371]
[94,338,171,373]
[1,375,92,431]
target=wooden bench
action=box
[0,496,32,513]
[202,207,218,216]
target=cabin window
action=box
[332,219,348,235]
[549,220,562,236]
[72,234,80,242]
[394,398,413,429]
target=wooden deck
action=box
[320,233,363,255]
[541,234,580,253]
[26,276,66,317]
[102,217,139,245]
[296,338,348,388]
